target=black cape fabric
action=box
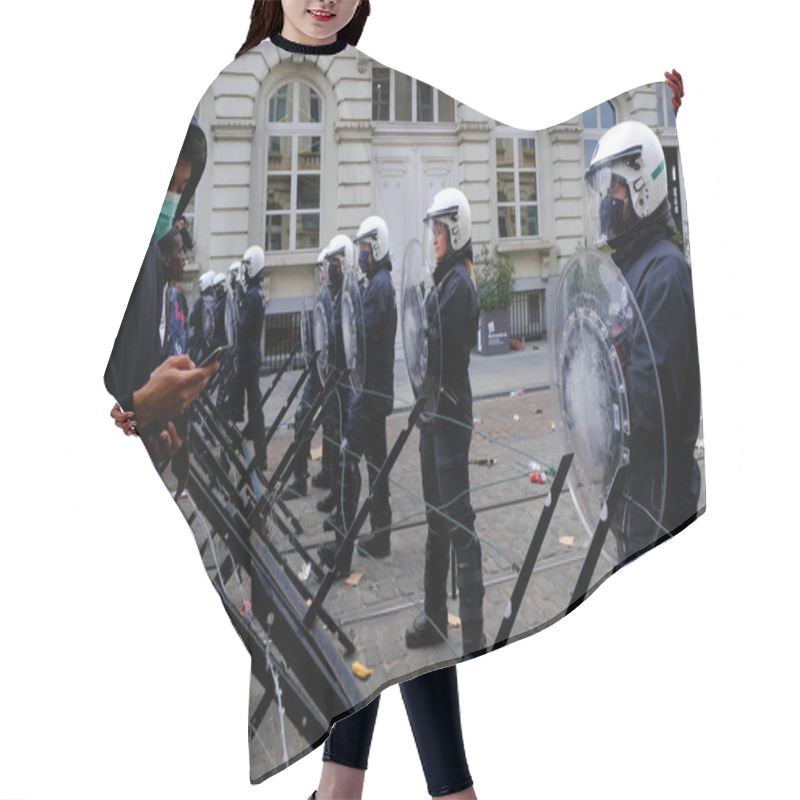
[104,240,164,413]
[105,35,704,784]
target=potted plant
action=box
[474,245,515,356]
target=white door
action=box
[373,145,457,359]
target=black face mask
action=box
[359,248,374,279]
[600,195,627,240]
[328,259,342,289]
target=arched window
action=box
[582,101,616,168]
[265,81,323,252]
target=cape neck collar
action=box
[270,33,348,55]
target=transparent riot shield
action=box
[400,239,442,421]
[341,267,366,394]
[300,291,313,368]
[313,283,332,383]
[550,249,667,562]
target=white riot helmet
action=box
[213,272,226,288]
[355,215,390,263]
[423,188,472,253]
[241,245,267,282]
[198,269,216,293]
[585,120,668,247]
[325,234,356,287]
[228,260,241,280]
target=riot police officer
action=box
[315,235,356,523]
[404,188,486,658]
[282,249,329,501]
[228,244,268,471]
[584,120,701,560]
[188,268,216,361]
[317,216,397,575]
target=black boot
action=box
[323,511,342,533]
[357,530,391,558]
[281,475,307,501]
[405,529,450,648]
[317,539,350,578]
[360,503,391,558]
[311,470,331,489]
[316,492,337,513]
[318,503,353,578]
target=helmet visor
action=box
[585,163,636,247]
[423,215,452,274]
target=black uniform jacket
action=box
[237,283,265,371]
[430,256,480,429]
[612,204,701,525]
[353,263,397,417]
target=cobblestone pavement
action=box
[180,347,706,776]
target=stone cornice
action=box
[548,124,582,143]
[334,121,376,142]
[496,238,556,254]
[457,121,492,144]
[211,119,256,142]
[459,121,492,134]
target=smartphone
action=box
[198,345,232,368]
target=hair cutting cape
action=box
[105,36,704,783]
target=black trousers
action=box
[345,402,391,534]
[228,364,265,457]
[322,382,351,499]
[323,666,473,797]
[292,372,321,480]
[418,420,485,655]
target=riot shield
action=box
[341,267,366,394]
[300,292,313,368]
[550,249,667,561]
[313,284,332,383]
[400,239,442,420]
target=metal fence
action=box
[260,288,546,371]
[509,288,546,341]
[263,312,304,373]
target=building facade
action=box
[186,42,686,365]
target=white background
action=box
[1,1,796,798]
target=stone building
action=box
[185,41,686,366]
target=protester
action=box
[105,119,217,457]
